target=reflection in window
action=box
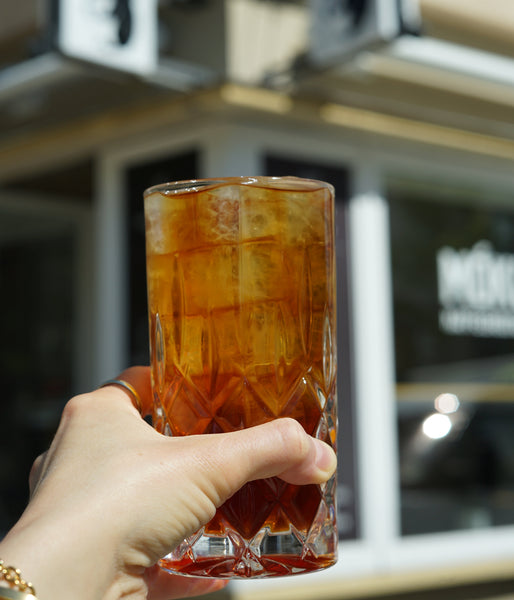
[389,181,514,535]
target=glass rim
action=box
[143,176,334,198]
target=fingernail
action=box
[313,439,337,477]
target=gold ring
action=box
[100,379,142,414]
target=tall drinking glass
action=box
[144,176,337,578]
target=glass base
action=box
[159,524,338,579]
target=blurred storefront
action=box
[1,1,514,598]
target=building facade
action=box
[1,1,514,598]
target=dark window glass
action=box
[265,155,358,540]
[0,214,75,533]
[126,150,198,365]
[389,181,514,535]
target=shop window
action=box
[389,181,514,535]
[265,155,358,541]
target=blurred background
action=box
[1,1,514,598]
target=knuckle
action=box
[60,392,94,421]
[28,452,47,494]
[274,418,309,459]
[29,453,43,479]
[30,453,43,469]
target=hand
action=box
[0,367,336,600]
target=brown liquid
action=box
[145,178,337,577]
[160,553,336,578]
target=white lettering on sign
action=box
[436,240,514,338]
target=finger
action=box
[105,366,152,417]
[185,419,337,504]
[144,565,227,600]
[229,418,337,485]
[28,452,46,496]
[278,434,337,485]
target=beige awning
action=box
[419,0,514,57]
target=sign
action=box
[58,0,158,76]
[437,240,514,338]
[309,0,401,65]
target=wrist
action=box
[0,588,37,600]
[0,510,119,600]
[0,520,61,600]
[0,560,37,600]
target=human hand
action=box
[0,367,336,600]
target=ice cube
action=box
[196,185,240,244]
[181,244,240,313]
[281,189,330,245]
[241,185,284,240]
[241,241,291,304]
[145,191,196,254]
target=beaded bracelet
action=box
[0,561,37,600]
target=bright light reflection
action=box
[422,413,452,440]
[434,392,460,414]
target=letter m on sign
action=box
[437,246,467,307]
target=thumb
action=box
[244,418,336,485]
[182,418,337,507]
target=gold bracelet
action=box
[0,588,38,600]
[0,561,37,600]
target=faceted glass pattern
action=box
[145,177,337,578]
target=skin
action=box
[0,367,336,600]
